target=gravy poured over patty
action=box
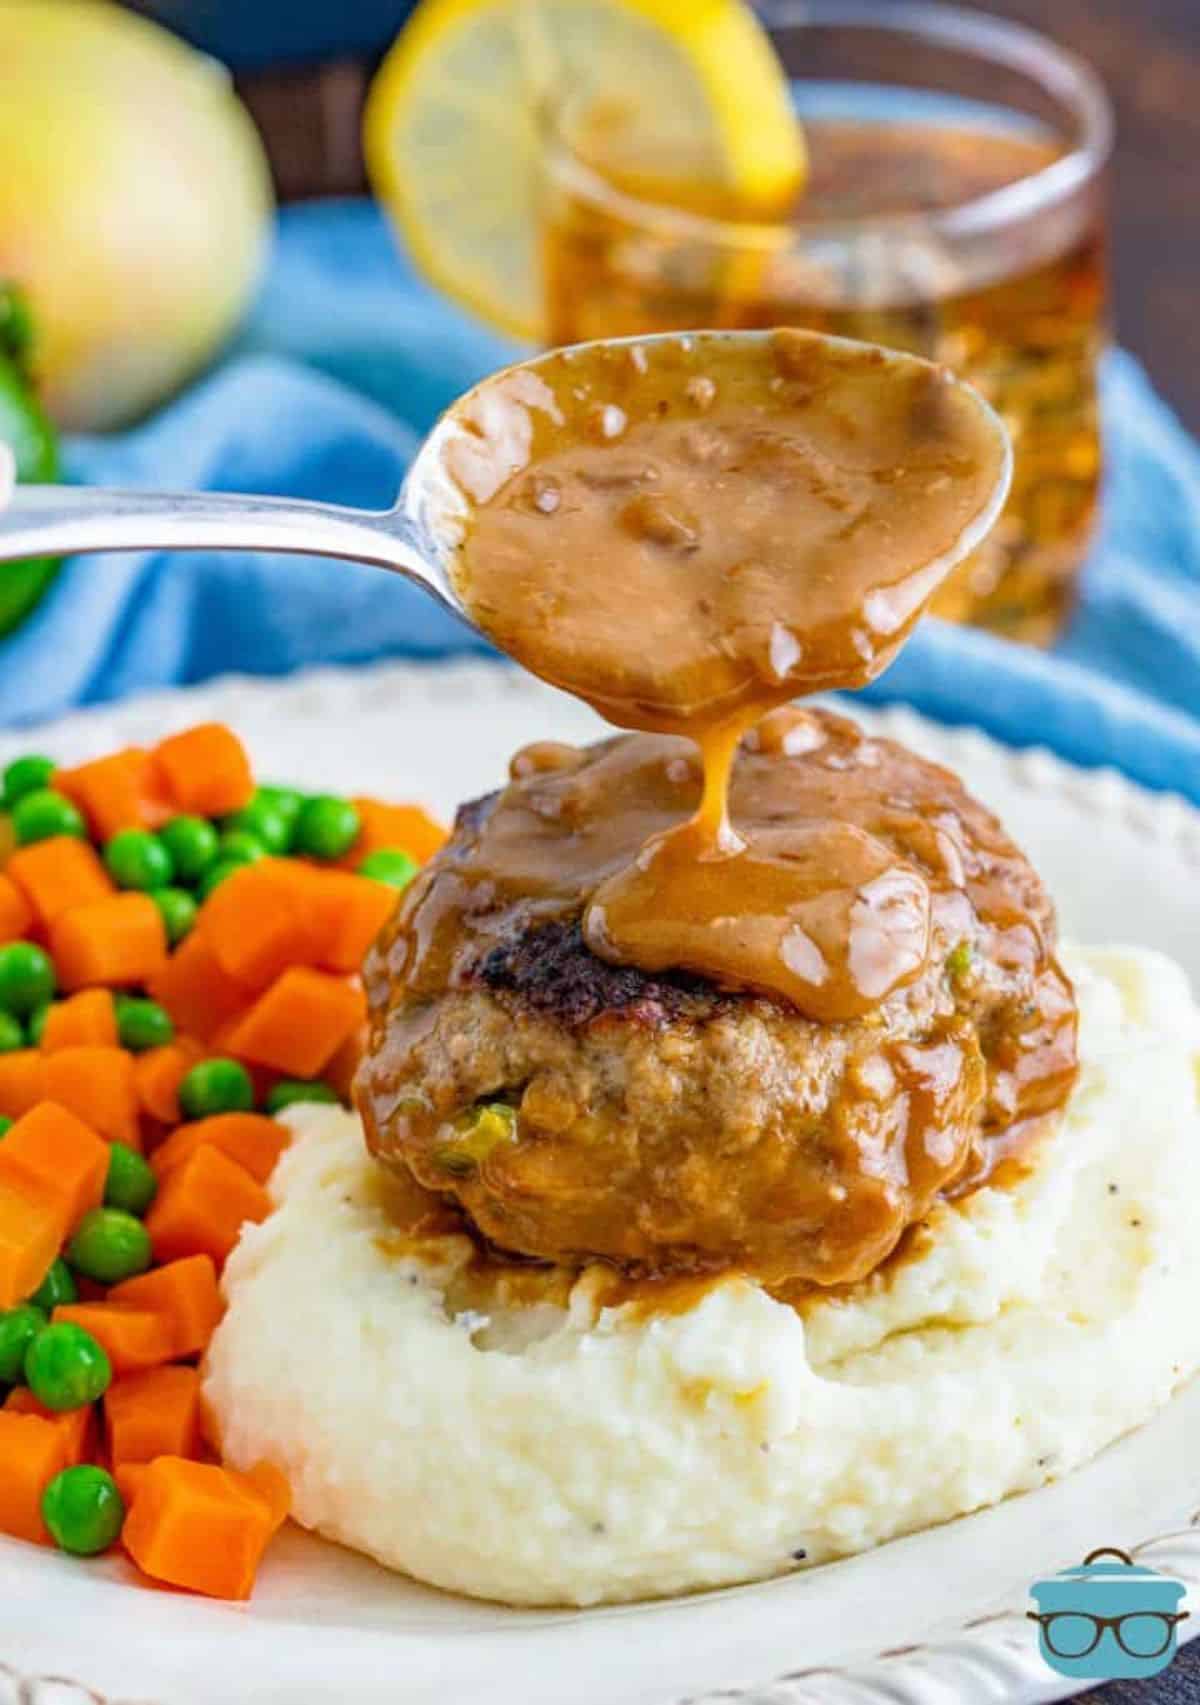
[446,329,1008,1018]
[360,329,1077,1287]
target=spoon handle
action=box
[0,483,434,581]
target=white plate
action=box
[1,660,1199,1705]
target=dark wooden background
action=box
[227,0,1200,431]
[970,0,1200,432]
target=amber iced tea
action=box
[540,13,1112,644]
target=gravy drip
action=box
[447,330,1008,1016]
[367,713,1078,1287]
[393,708,1079,1158]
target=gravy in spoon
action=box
[443,329,1010,1018]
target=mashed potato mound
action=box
[205,945,1200,1607]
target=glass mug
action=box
[538,1,1113,645]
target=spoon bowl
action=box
[0,330,1012,651]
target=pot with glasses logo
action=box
[1028,1547,1189,1680]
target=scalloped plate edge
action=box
[1,659,1198,1705]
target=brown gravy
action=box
[447,329,1008,1015]
[398,706,1067,1042]
[366,1100,1062,1323]
[386,706,1080,1279]
[360,327,1079,1299]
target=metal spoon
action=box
[0,331,1012,635]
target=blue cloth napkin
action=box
[2,198,1197,805]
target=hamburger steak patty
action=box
[357,711,1079,1286]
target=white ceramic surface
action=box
[0,660,1198,1705]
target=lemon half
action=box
[364,0,804,340]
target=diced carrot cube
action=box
[339,798,447,867]
[7,837,115,926]
[245,1065,282,1108]
[114,1460,148,1506]
[133,1038,204,1126]
[0,1412,68,1543]
[56,748,173,841]
[198,860,317,989]
[0,872,34,941]
[198,1387,222,1458]
[105,1365,203,1466]
[52,1304,176,1376]
[41,988,119,1052]
[306,870,397,974]
[145,1145,270,1268]
[225,967,364,1077]
[45,1046,140,1148]
[108,1255,222,1358]
[150,1114,288,1186]
[0,1101,109,1236]
[154,724,254,817]
[148,931,251,1044]
[237,1460,291,1533]
[5,1386,98,1465]
[205,1014,244,1057]
[0,1175,61,1308]
[50,892,167,991]
[5,1388,46,1416]
[121,1455,277,1599]
[0,1050,49,1123]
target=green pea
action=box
[178,1057,254,1119]
[224,796,292,855]
[11,787,86,845]
[104,1142,158,1216]
[196,858,245,901]
[116,996,174,1052]
[2,754,55,807]
[294,794,360,861]
[0,1010,25,1052]
[0,941,56,1015]
[150,885,198,946]
[0,1114,12,1140]
[104,828,173,891]
[256,785,305,829]
[0,1302,46,1382]
[217,830,267,868]
[159,814,219,884]
[24,1321,111,1410]
[29,1256,77,1312]
[265,1079,340,1115]
[25,1000,51,1046]
[67,1207,152,1284]
[42,1465,125,1556]
[358,848,419,891]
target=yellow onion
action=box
[0,1,273,430]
